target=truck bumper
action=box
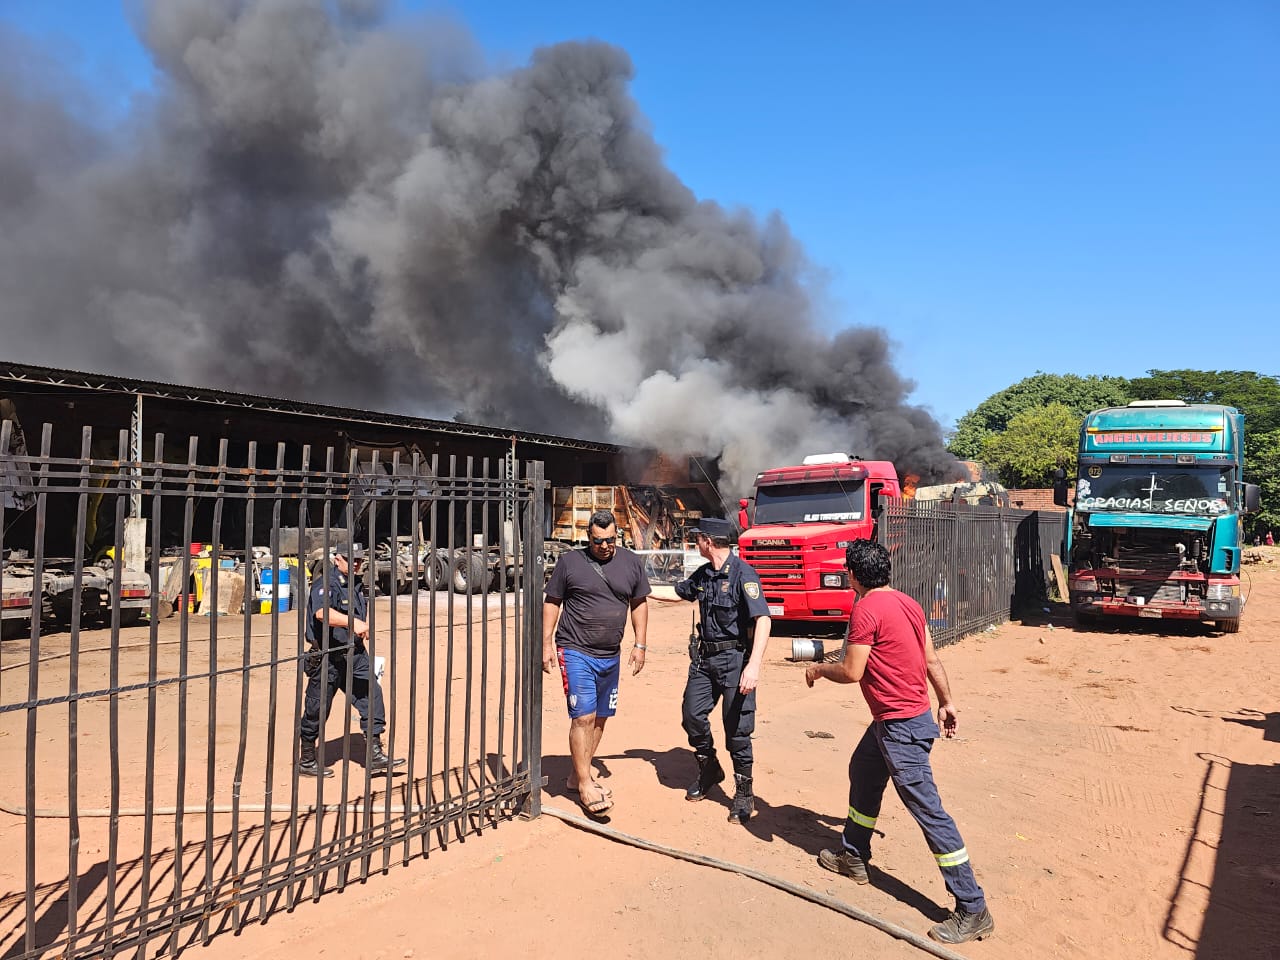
[1070,594,1243,622]
[761,590,854,622]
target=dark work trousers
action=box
[842,710,986,913]
[681,648,756,769]
[299,649,386,744]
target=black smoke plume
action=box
[0,0,958,494]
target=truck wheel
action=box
[451,553,490,594]
[120,609,145,627]
[419,554,444,591]
[1216,618,1241,634]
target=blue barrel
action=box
[259,565,292,614]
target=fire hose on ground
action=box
[0,795,972,959]
[541,804,973,960]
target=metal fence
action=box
[878,500,1066,647]
[0,422,546,960]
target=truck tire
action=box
[120,609,145,627]
[1216,617,1241,634]
[419,554,444,591]
[451,553,490,594]
[1072,608,1098,629]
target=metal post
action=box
[131,394,143,519]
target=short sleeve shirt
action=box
[306,567,368,652]
[847,589,931,721]
[675,554,770,644]
[545,548,651,657]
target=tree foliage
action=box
[980,402,1081,488]
[1128,370,1280,433]
[1244,429,1280,540]
[948,372,1132,460]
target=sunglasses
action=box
[590,536,616,546]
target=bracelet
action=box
[633,643,647,650]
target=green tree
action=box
[980,402,1081,488]
[949,372,1132,460]
[1127,370,1280,433]
[1244,428,1280,541]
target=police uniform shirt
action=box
[676,554,770,644]
[306,566,367,651]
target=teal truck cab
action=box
[737,453,901,624]
[1056,400,1261,632]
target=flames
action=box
[902,474,920,500]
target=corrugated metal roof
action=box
[0,360,620,453]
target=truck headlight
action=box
[821,572,847,589]
[1206,583,1240,600]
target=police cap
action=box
[690,517,734,541]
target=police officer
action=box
[675,517,772,824]
[297,544,404,777]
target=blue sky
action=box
[3,0,1277,430]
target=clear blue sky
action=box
[4,0,1277,430]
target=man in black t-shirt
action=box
[543,509,650,817]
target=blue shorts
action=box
[557,647,621,719]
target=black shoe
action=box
[368,735,405,773]
[298,740,332,778]
[817,847,870,884]
[685,753,725,801]
[928,907,995,944]
[726,773,754,824]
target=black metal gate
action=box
[0,421,545,959]
[878,500,1065,647]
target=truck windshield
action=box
[754,481,866,524]
[1075,465,1234,516]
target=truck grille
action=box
[740,546,805,590]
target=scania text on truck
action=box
[1055,400,1261,632]
[737,453,901,623]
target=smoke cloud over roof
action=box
[0,0,958,494]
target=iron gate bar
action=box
[1,420,546,960]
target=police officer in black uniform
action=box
[675,517,772,823]
[297,544,404,777]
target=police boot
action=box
[727,767,755,824]
[685,752,725,801]
[298,740,332,778]
[368,735,406,773]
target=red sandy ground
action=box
[6,558,1280,959]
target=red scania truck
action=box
[737,453,902,623]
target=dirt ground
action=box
[5,556,1280,960]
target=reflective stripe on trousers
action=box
[841,711,986,913]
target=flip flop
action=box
[566,781,613,798]
[575,782,613,819]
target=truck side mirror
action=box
[1243,483,1262,514]
[1052,468,1070,508]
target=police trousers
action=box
[681,648,756,770]
[843,711,986,913]
[299,649,386,743]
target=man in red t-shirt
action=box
[805,539,994,945]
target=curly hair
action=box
[845,538,891,589]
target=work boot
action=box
[726,769,754,824]
[685,752,725,801]
[817,847,870,884]
[368,735,405,773]
[298,740,332,778]
[928,906,995,944]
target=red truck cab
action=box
[737,454,901,623]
